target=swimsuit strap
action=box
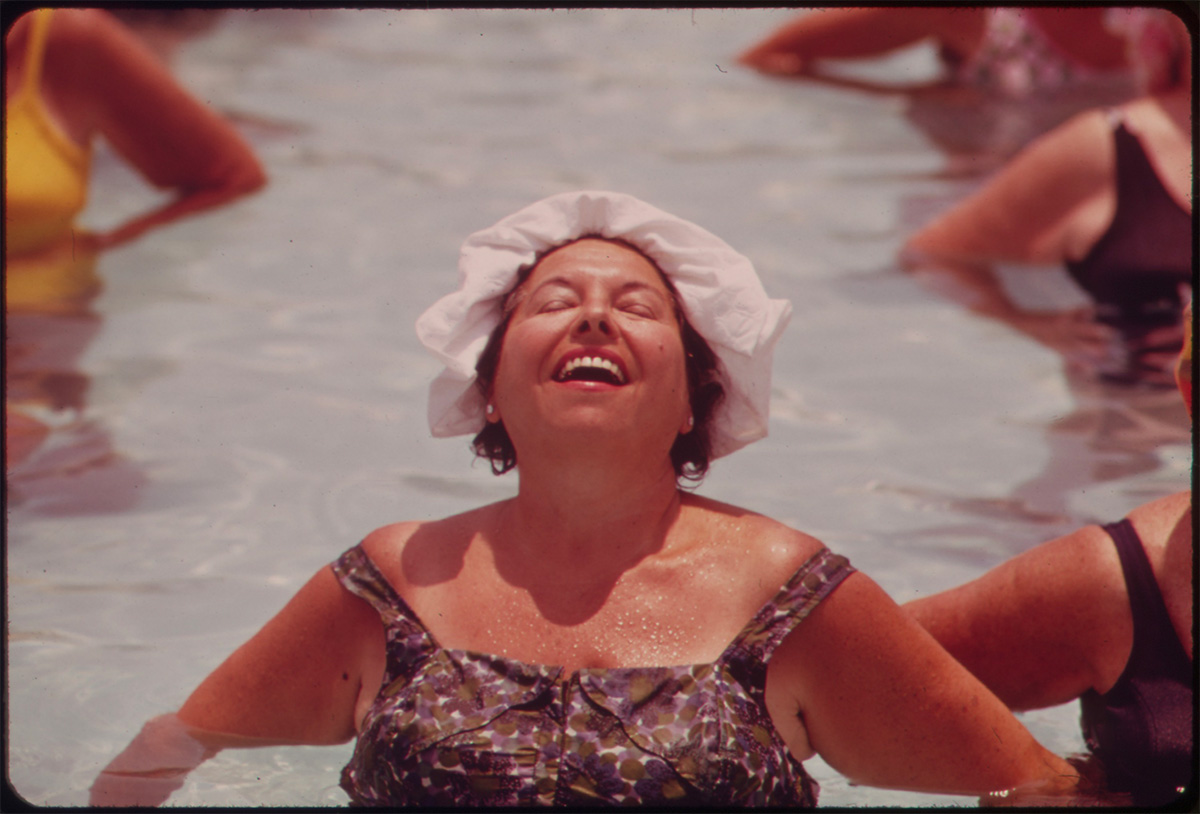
[332,544,442,679]
[1101,519,1179,658]
[18,9,54,100]
[723,547,855,666]
[331,545,421,630]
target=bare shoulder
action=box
[1118,95,1179,133]
[978,107,1112,197]
[45,8,129,52]
[1031,106,1112,155]
[43,8,157,103]
[1000,521,1127,605]
[358,502,505,592]
[908,520,1130,638]
[680,493,827,572]
[1126,490,1192,545]
[996,107,1114,193]
[1028,521,1121,567]
[359,519,425,559]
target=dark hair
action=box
[471,237,725,485]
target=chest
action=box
[408,560,756,672]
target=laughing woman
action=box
[92,191,1079,807]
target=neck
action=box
[494,451,683,578]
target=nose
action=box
[574,303,613,337]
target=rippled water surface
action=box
[7,8,1190,808]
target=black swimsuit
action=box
[1078,519,1194,806]
[1064,115,1193,382]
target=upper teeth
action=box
[560,356,625,383]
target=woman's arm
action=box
[904,526,1132,711]
[89,714,233,807]
[768,572,1080,797]
[907,491,1193,710]
[903,109,1116,266]
[90,564,384,806]
[51,9,266,250]
[176,564,382,741]
[737,7,981,77]
[900,109,1122,362]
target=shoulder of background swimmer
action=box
[1127,490,1192,542]
[27,7,144,55]
[8,10,154,126]
[9,8,127,69]
[902,106,1118,266]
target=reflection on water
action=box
[800,66,1138,177]
[5,8,1191,809]
[6,241,148,514]
[863,369,1191,546]
[1011,371,1190,521]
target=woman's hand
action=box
[741,50,810,76]
[91,564,381,805]
[1124,322,1187,385]
[89,714,219,807]
[1008,308,1120,366]
[84,183,265,253]
[978,755,1129,808]
[900,255,1122,368]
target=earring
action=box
[486,404,495,416]
[687,415,694,428]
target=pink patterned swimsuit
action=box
[332,544,855,807]
[953,8,1106,98]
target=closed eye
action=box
[619,302,657,319]
[615,282,671,321]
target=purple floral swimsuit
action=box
[332,544,855,807]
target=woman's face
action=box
[489,238,692,464]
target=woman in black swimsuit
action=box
[899,9,1191,386]
[906,307,1193,807]
[896,8,1191,521]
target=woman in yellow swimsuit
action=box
[5,8,265,471]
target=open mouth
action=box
[554,354,627,385]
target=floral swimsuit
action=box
[332,544,855,807]
[954,8,1095,98]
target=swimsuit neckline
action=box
[349,542,832,676]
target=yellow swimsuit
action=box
[5,8,99,310]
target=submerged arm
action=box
[89,714,259,807]
[90,565,383,807]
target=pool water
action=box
[6,9,1189,808]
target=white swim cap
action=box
[415,190,792,459]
